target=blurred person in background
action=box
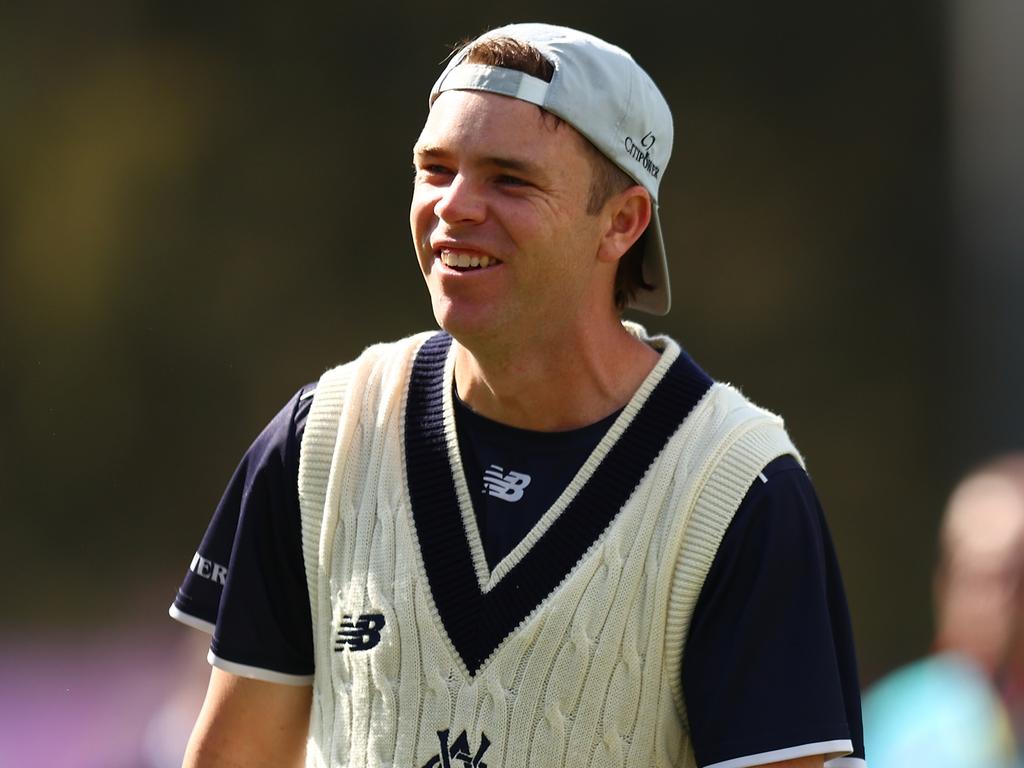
[864,453,1024,767]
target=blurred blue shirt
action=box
[864,652,1019,768]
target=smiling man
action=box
[171,23,865,768]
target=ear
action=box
[596,185,653,265]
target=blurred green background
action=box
[2,0,1021,718]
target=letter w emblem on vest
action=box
[334,613,385,651]
[421,729,491,768]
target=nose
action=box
[434,174,485,224]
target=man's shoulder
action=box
[322,330,440,375]
[311,330,442,395]
[705,380,785,423]
[299,330,444,444]
[690,381,796,447]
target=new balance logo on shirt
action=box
[335,613,386,651]
[482,465,531,502]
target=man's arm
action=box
[183,668,312,768]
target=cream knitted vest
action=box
[298,330,798,768]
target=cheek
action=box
[410,188,438,240]
[410,209,435,279]
[410,218,438,275]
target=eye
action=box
[414,163,455,184]
[496,174,528,187]
[425,164,454,175]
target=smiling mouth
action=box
[437,249,502,271]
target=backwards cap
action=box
[429,23,674,315]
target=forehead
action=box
[414,90,587,163]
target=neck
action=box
[452,318,660,431]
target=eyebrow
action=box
[486,156,542,175]
[412,144,447,160]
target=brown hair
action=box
[459,35,652,311]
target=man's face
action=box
[411,90,609,345]
[937,474,1024,672]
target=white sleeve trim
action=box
[168,604,216,635]
[826,759,866,768]
[208,650,314,687]
[704,739,854,768]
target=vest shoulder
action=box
[318,331,438,386]
[699,382,803,468]
[706,381,782,422]
[300,331,439,447]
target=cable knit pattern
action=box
[298,330,797,768]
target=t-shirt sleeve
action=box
[682,455,867,768]
[169,384,316,686]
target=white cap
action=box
[429,23,674,315]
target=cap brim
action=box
[629,206,671,315]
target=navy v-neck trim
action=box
[404,331,714,676]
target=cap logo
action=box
[624,132,661,179]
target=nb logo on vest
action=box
[334,613,385,652]
[483,465,531,502]
[420,728,491,768]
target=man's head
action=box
[935,454,1024,675]
[453,34,650,313]
[411,24,674,341]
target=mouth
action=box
[436,249,502,272]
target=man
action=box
[171,23,865,768]
[864,454,1024,766]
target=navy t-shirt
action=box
[453,392,624,570]
[171,384,866,768]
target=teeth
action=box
[438,250,498,270]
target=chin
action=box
[432,304,486,339]
[430,295,504,346]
